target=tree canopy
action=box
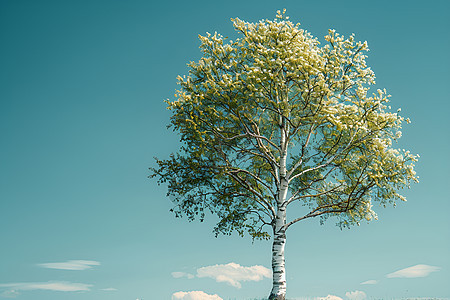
[151,10,418,240]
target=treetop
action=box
[151,10,418,240]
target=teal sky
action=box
[1,1,449,299]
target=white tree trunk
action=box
[269,206,287,300]
[269,117,288,300]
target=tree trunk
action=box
[268,208,287,300]
[270,118,288,300]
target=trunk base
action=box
[268,293,285,300]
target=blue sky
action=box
[0,0,449,299]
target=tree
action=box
[150,10,418,300]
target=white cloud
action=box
[196,262,271,288]
[0,289,20,298]
[386,264,440,278]
[360,279,377,285]
[345,290,366,300]
[197,263,272,288]
[100,287,118,291]
[172,271,195,279]
[319,295,344,300]
[172,290,223,300]
[38,260,100,271]
[0,281,92,292]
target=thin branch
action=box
[286,180,344,206]
[288,128,358,184]
[228,167,277,199]
[284,163,375,230]
[226,171,276,219]
[286,122,315,178]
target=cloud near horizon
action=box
[319,295,344,300]
[37,260,100,271]
[172,290,223,300]
[360,279,377,285]
[386,264,440,278]
[172,271,195,279]
[345,290,367,300]
[0,289,20,298]
[100,287,118,291]
[196,262,271,288]
[0,281,92,293]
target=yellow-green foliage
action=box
[151,10,418,238]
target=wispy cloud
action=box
[100,287,118,291]
[386,264,440,278]
[360,279,377,285]
[172,271,195,279]
[196,262,271,288]
[319,295,344,300]
[345,290,367,300]
[0,289,20,298]
[0,281,92,292]
[37,260,100,271]
[172,290,223,300]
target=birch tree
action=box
[150,10,418,300]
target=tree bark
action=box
[269,116,288,300]
[268,207,287,300]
